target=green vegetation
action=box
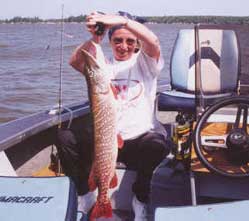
[1,16,42,23]
[0,15,86,24]
[147,16,249,24]
[1,15,249,24]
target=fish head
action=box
[81,49,111,95]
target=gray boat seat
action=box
[0,176,84,221]
[158,28,240,112]
[155,199,249,221]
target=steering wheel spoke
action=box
[234,105,248,132]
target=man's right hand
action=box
[69,40,97,73]
[86,12,107,44]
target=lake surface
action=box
[0,23,248,123]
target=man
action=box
[58,11,170,221]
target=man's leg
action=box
[118,132,171,220]
[132,132,170,203]
[55,115,96,213]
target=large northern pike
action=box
[81,43,122,220]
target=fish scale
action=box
[80,47,119,220]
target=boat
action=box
[1,23,249,221]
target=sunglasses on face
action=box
[112,37,137,46]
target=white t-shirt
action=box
[108,50,167,140]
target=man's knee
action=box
[56,129,77,149]
[141,133,172,160]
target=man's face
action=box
[110,28,137,61]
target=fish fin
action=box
[89,199,112,220]
[88,170,97,191]
[109,173,118,188]
[110,83,118,99]
[117,133,124,149]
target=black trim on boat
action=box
[0,102,90,152]
[0,102,90,170]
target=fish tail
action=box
[89,199,112,220]
[88,170,97,191]
[109,172,118,188]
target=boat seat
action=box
[155,199,249,221]
[0,176,84,221]
[158,28,240,112]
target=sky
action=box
[1,0,249,19]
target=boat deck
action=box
[10,111,249,221]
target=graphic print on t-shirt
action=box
[111,78,143,106]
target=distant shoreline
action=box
[1,15,249,25]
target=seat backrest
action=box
[170,29,240,94]
[0,176,78,221]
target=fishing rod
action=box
[58,3,64,129]
[57,4,73,129]
[49,4,65,175]
[48,3,73,127]
[48,3,75,175]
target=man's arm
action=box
[124,19,160,60]
[69,40,96,73]
[87,13,161,60]
[69,12,105,73]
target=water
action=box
[0,23,190,123]
[0,23,249,123]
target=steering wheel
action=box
[194,96,249,177]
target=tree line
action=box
[147,16,249,24]
[1,15,249,25]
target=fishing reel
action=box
[94,11,105,36]
[95,22,105,36]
